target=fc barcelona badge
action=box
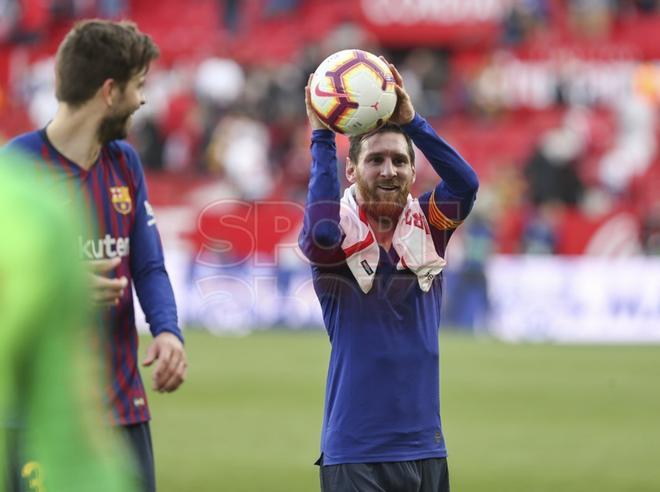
[110,186,132,215]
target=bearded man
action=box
[4,20,186,492]
[300,60,479,492]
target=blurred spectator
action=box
[598,93,656,194]
[277,124,311,201]
[162,92,204,173]
[264,0,299,17]
[195,57,245,108]
[399,49,449,119]
[445,212,494,331]
[568,0,614,38]
[97,0,127,18]
[8,0,50,44]
[524,108,588,207]
[132,116,165,171]
[502,0,550,45]
[0,0,20,42]
[51,0,96,20]
[321,22,375,56]
[615,0,659,14]
[641,203,660,255]
[635,0,659,12]
[206,113,272,199]
[25,57,56,127]
[521,204,560,254]
[222,0,242,34]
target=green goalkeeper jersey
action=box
[0,152,135,492]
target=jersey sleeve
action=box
[298,129,346,267]
[402,114,479,254]
[122,143,183,343]
[2,132,43,165]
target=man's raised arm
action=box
[298,77,345,266]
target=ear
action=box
[345,156,357,184]
[100,79,118,107]
[411,162,416,185]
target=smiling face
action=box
[97,69,147,144]
[346,131,416,221]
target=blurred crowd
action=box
[1,0,660,258]
[0,0,128,42]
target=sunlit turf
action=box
[141,330,660,492]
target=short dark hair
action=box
[55,19,159,107]
[348,123,415,165]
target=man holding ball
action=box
[300,58,479,491]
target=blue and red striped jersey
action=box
[5,130,183,426]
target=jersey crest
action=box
[110,186,132,215]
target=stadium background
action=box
[1,0,659,490]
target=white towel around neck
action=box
[339,184,446,293]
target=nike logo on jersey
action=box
[79,234,130,260]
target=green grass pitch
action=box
[141,330,660,492]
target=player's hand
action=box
[381,57,415,125]
[305,74,330,131]
[87,257,128,306]
[143,332,187,393]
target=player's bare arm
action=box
[143,332,187,393]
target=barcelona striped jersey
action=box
[5,130,183,426]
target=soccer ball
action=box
[310,49,397,136]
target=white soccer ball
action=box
[310,49,397,136]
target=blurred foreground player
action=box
[300,61,479,491]
[4,20,187,492]
[0,156,136,492]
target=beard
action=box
[356,174,411,223]
[97,109,133,145]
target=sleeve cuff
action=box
[312,129,335,142]
[153,327,185,344]
[401,113,425,132]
